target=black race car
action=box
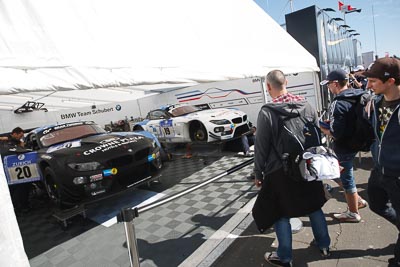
[22,121,163,207]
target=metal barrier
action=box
[117,157,254,267]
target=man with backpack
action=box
[320,69,369,223]
[363,57,400,267]
[252,70,330,267]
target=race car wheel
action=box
[190,123,207,142]
[43,167,72,209]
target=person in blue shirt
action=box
[320,69,367,223]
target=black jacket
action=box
[252,100,327,232]
[329,88,366,154]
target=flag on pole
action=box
[345,5,362,13]
[339,2,362,13]
[338,1,344,11]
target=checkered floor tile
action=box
[22,154,257,267]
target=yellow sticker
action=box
[111,168,118,175]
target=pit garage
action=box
[0,1,324,266]
[12,144,256,266]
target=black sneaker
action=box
[246,174,255,180]
[320,248,331,258]
[389,258,400,266]
[264,252,292,267]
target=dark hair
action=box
[11,127,24,134]
[377,77,400,86]
[337,80,347,87]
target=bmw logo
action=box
[17,154,25,160]
[115,104,122,111]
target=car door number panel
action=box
[158,120,175,137]
[3,152,42,185]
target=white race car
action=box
[132,104,250,143]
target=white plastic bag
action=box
[299,146,340,181]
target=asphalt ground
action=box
[192,152,398,267]
[14,146,397,267]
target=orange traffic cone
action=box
[182,143,192,159]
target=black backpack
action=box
[335,93,375,152]
[272,107,323,182]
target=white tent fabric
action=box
[0,156,30,267]
[0,0,319,96]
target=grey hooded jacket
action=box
[254,100,319,181]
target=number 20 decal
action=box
[15,166,32,179]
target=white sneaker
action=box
[333,210,361,222]
[358,198,368,209]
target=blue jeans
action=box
[337,152,357,194]
[241,135,250,153]
[274,209,330,263]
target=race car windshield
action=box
[39,124,106,147]
[169,105,200,117]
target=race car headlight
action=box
[210,119,231,125]
[68,162,103,171]
[73,176,88,185]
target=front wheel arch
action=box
[133,125,145,131]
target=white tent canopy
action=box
[0,0,319,110]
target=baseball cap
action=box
[320,69,349,85]
[353,65,365,72]
[363,57,400,80]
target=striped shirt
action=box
[272,92,304,103]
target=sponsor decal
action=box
[47,140,82,153]
[60,108,115,120]
[53,121,89,130]
[147,151,160,162]
[115,104,121,111]
[160,120,173,127]
[83,136,144,155]
[90,173,103,182]
[103,168,118,176]
[147,153,155,162]
[91,189,106,196]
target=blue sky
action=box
[254,0,400,58]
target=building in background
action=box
[362,51,375,68]
[285,5,362,109]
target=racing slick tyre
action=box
[190,123,208,142]
[43,167,75,209]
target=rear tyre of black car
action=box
[43,167,74,209]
